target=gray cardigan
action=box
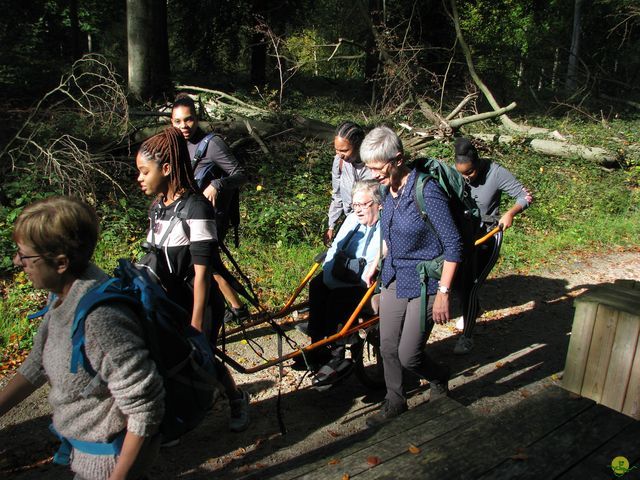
[19,263,165,479]
[327,154,374,229]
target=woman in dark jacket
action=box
[361,127,462,427]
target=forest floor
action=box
[1,248,639,479]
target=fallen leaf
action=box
[328,458,341,465]
[342,474,350,480]
[408,444,421,454]
[495,362,504,368]
[327,430,341,438]
[367,456,381,466]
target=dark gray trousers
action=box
[379,280,444,408]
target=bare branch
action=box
[1,54,130,198]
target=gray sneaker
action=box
[430,365,451,400]
[229,389,250,432]
[365,400,407,428]
[453,335,474,355]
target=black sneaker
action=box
[365,400,407,428]
[224,304,250,324]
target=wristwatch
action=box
[437,284,450,294]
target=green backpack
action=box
[412,158,482,331]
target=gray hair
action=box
[359,126,403,165]
[352,179,383,205]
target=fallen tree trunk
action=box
[132,114,335,146]
[470,133,619,167]
[449,0,549,136]
[448,102,517,128]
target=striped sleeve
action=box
[186,194,218,265]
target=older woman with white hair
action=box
[294,179,382,386]
[361,127,462,427]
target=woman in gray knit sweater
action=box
[0,197,165,480]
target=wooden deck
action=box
[244,386,640,479]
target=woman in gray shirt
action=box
[453,138,533,354]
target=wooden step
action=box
[247,386,640,479]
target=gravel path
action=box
[1,249,639,479]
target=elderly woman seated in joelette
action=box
[294,179,382,386]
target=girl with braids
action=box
[136,127,250,436]
[324,121,375,246]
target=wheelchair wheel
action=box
[353,326,385,389]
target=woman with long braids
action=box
[324,121,375,246]
[136,127,250,436]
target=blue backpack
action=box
[191,132,220,189]
[36,259,219,464]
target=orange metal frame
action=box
[216,225,501,374]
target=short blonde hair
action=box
[13,196,99,275]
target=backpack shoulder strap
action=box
[27,294,59,320]
[151,199,190,249]
[413,170,444,249]
[414,169,430,218]
[70,279,141,376]
[192,133,218,169]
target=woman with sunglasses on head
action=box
[452,137,533,355]
[0,196,164,480]
[324,122,375,246]
[294,180,382,387]
[136,127,249,434]
[360,127,462,428]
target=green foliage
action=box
[93,196,149,273]
[0,272,47,359]
[241,139,331,243]
[225,239,318,309]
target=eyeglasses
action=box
[352,200,374,210]
[16,251,42,266]
[367,161,393,174]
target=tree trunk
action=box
[364,0,382,81]
[565,0,584,92]
[69,0,81,59]
[127,0,171,100]
[250,0,268,87]
[449,0,548,135]
[471,133,618,167]
[250,31,267,87]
